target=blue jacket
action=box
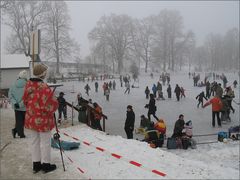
[8,78,27,111]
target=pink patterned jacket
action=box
[23,78,58,132]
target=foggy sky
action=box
[67,1,239,58]
[1,1,239,59]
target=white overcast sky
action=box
[66,1,239,58]
[1,1,239,59]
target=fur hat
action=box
[18,70,28,79]
[33,63,48,78]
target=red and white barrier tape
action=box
[53,140,91,179]
[59,130,167,177]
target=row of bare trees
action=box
[88,10,238,73]
[196,28,239,72]
[1,1,80,74]
[88,10,195,74]
[2,1,238,74]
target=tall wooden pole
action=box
[32,32,35,69]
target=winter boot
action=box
[42,163,57,173]
[11,129,16,138]
[20,135,26,138]
[33,161,42,173]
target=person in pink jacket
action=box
[23,63,58,174]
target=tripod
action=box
[51,86,66,171]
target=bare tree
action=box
[89,14,133,74]
[129,17,155,73]
[3,1,48,54]
[205,33,224,71]
[151,9,185,72]
[223,28,239,70]
[42,1,80,74]
[0,0,12,9]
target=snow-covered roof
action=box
[0,54,31,69]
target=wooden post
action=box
[71,102,74,126]
[87,107,91,127]
[103,117,105,132]
[32,33,35,69]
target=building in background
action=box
[0,54,30,96]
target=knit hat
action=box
[127,105,132,110]
[185,120,192,126]
[33,63,48,78]
[18,70,28,79]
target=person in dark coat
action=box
[145,86,150,99]
[57,92,67,124]
[233,80,237,88]
[124,105,135,139]
[95,82,98,92]
[152,84,157,98]
[167,84,172,98]
[205,81,211,99]
[140,114,150,129]
[174,84,181,101]
[145,94,158,121]
[92,102,103,131]
[196,91,208,108]
[172,114,185,138]
[84,84,91,96]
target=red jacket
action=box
[204,96,222,112]
[94,106,102,120]
[23,78,58,132]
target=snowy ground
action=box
[0,71,239,179]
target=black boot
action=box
[33,161,42,173]
[11,129,16,138]
[42,163,57,173]
[20,135,26,138]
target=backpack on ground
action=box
[189,138,197,149]
[228,126,240,140]
[51,138,80,150]
[218,131,228,142]
[167,137,177,149]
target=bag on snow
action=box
[189,138,197,149]
[51,138,80,150]
[228,126,240,140]
[218,131,228,142]
[181,137,190,150]
[167,137,177,149]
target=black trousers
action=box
[14,110,25,137]
[212,111,221,127]
[58,106,67,119]
[125,127,133,139]
[197,100,203,108]
[227,100,234,112]
[148,112,158,121]
[92,119,103,131]
[176,94,180,101]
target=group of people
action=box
[202,86,235,127]
[76,93,104,131]
[145,83,185,102]
[8,64,238,174]
[8,63,107,174]
[9,64,58,173]
[83,80,117,101]
[194,73,236,128]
